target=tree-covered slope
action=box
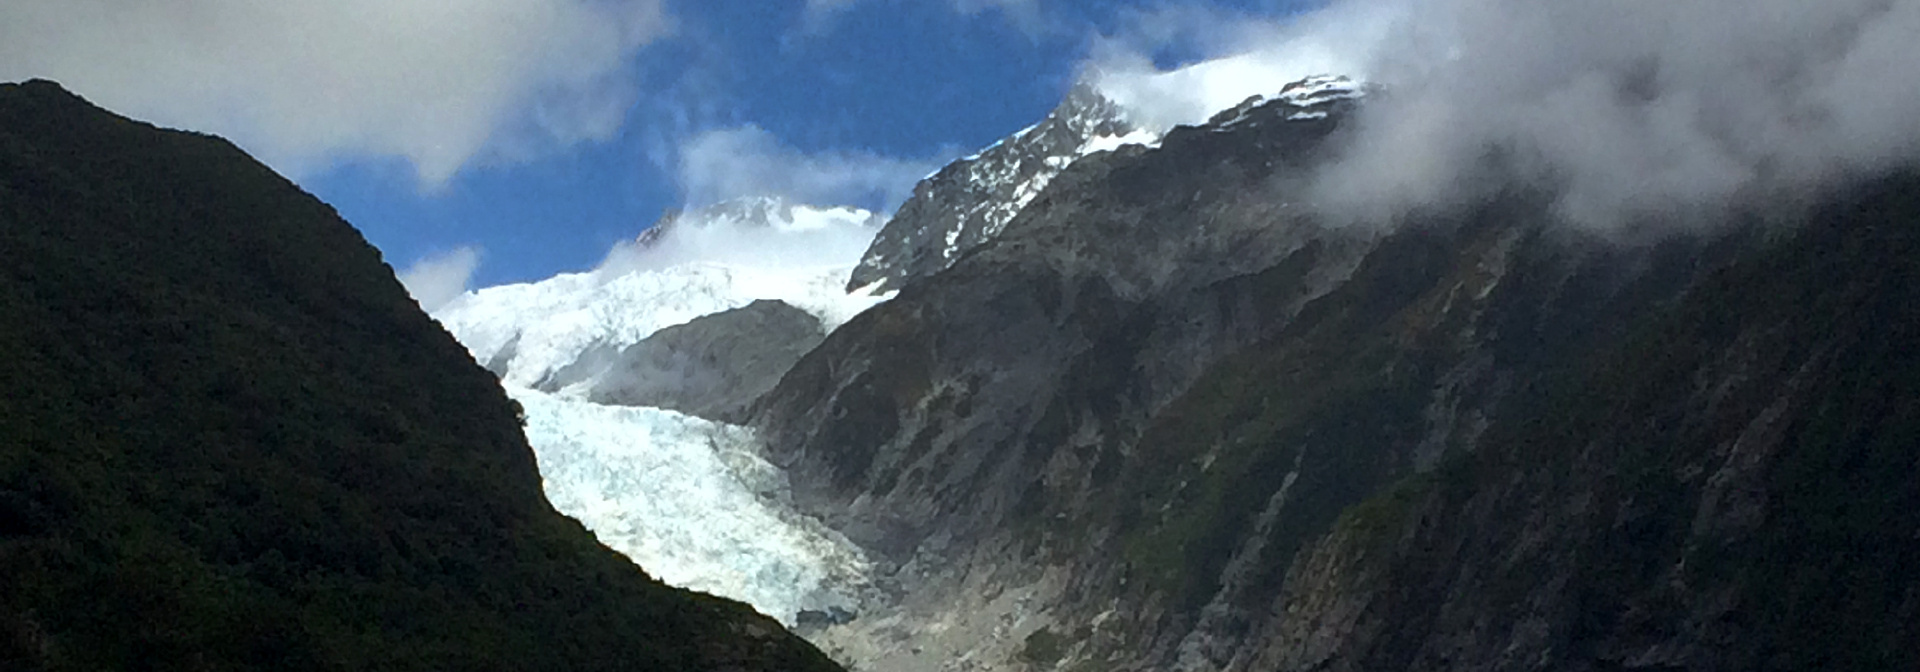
[1249,172,1920,671]
[0,79,841,672]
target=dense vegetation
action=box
[0,80,840,672]
[1319,172,1920,670]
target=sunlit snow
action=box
[1079,128,1161,156]
[434,201,892,387]
[431,198,888,627]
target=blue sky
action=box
[3,0,1325,289]
[302,0,1325,287]
[9,0,1916,299]
[309,1,1075,287]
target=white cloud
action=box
[596,202,881,278]
[1304,0,1920,233]
[676,125,952,212]
[0,0,672,188]
[1082,0,1920,234]
[1086,2,1398,131]
[398,247,482,312]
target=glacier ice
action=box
[429,198,891,627]
[513,386,872,624]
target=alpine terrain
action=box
[9,0,1915,668]
[436,60,1919,672]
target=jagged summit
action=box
[845,81,1153,293]
[1206,74,1367,129]
[845,74,1365,293]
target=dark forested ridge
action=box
[0,80,840,672]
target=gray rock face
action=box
[846,82,1137,293]
[753,72,1920,672]
[542,299,824,423]
[756,77,1380,668]
[482,332,520,378]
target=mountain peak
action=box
[844,82,1149,293]
[845,73,1365,294]
[1206,74,1367,129]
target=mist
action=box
[1078,0,1918,234]
[676,125,950,213]
[398,247,482,312]
[594,202,882,280]
[591,122,946,281]
[1087,3,1395,132]
[1308,0,1920,233]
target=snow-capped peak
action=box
[1206,74,1367,129]
[846,72,1366,293]
[434,197,891,388]
[845,82,1149,292]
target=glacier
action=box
[513,386,873,625]
[429,198,889,627]
[423,71,1367,638]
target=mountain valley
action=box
[440,71,1920,671]
[4,28,1916,672]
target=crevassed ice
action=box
[513,386,871,624]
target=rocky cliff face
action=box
[540,299,826,423]
[751,74,1919,671]
[762,78,1373,541]
[1231,178,1920,671]
[0,80,841,672]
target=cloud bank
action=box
[1087,3,1398,131]
[1080,0,1920,234]
[0,0,671,187]
[676,125,951,212]
[398,247,482,312]
[1309,0,1920,233]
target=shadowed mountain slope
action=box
[0,80,841,672]
[1241,172,1920,671]
[750,76,1920,670]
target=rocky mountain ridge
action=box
[846,82,1149,293]
[339,64,1916,672]
[846,74,1369,297]
[747,72,1920,672]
